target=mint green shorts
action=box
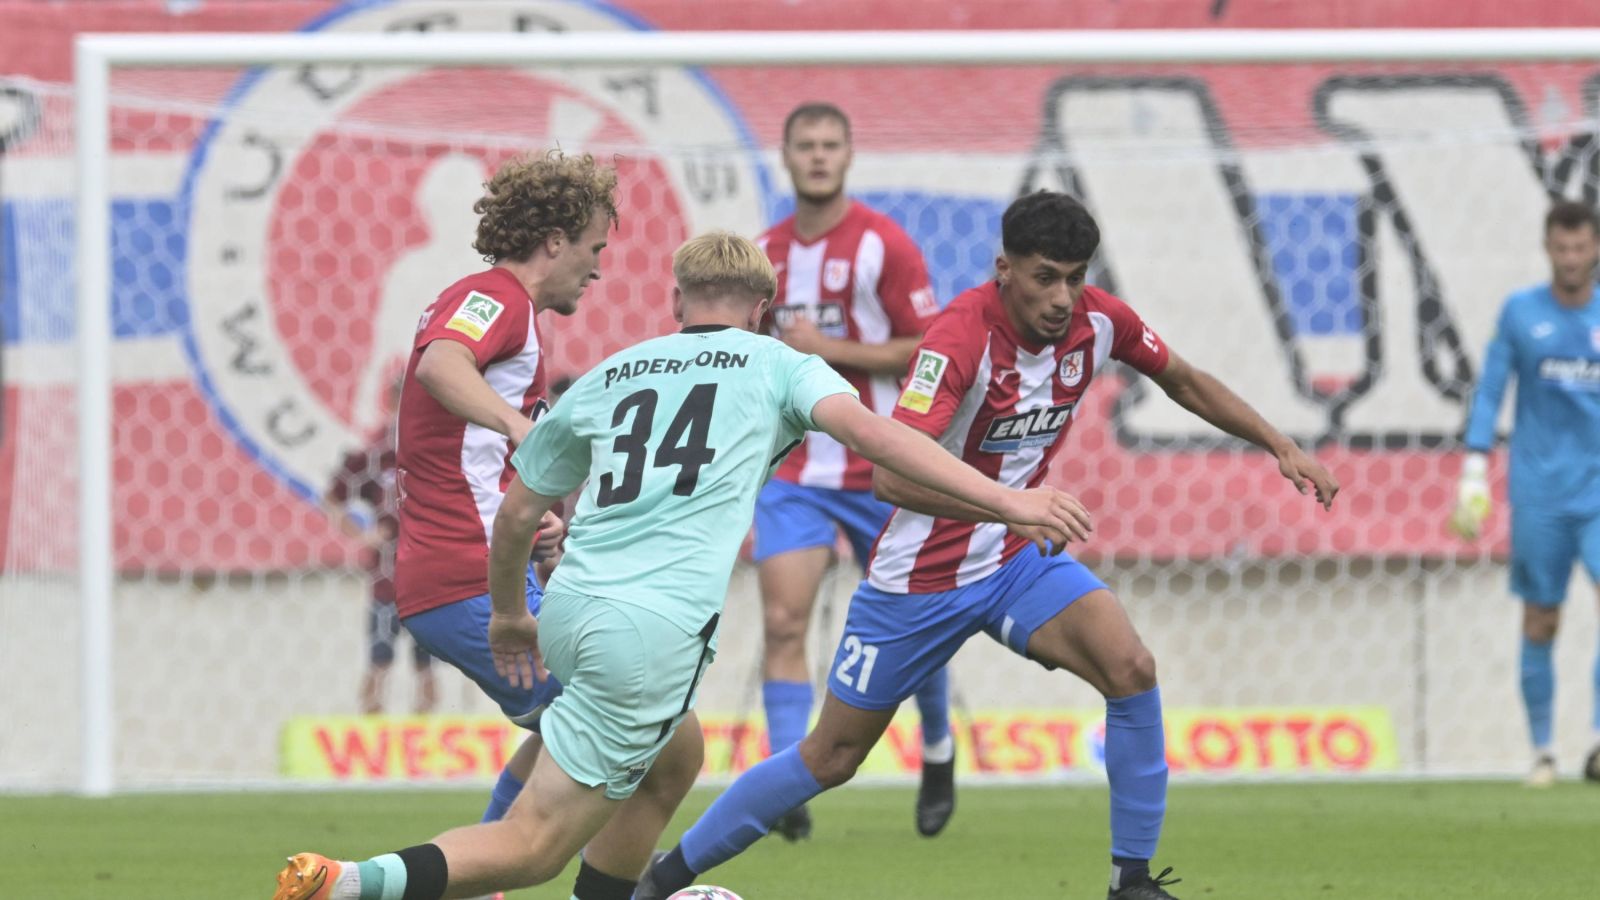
[537,591,717,800]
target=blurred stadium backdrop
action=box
[3,0,1599,789]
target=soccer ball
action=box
[667,888,744,900]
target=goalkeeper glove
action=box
[1448,452,1491,540]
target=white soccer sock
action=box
[328,862,363,900]
[922,734,954,764]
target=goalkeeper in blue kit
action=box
[272,231,1090,900]
[1451,200,1600,787]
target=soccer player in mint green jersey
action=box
[273,232,1091,900]
[1451,200,1600,788]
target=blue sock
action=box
[681,745,822,874]
[915,668,951,750]
[1592,635,1600,735]
[481,766,525,823]
[762,680,813,754]
[1522,636,1555,751]
[1104,687,1167,863]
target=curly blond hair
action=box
[472,150,619,263]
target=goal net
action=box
[4,14,1597,790]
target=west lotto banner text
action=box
[280,707,1397,781]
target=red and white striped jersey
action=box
[394,267,548,618]
[866,282,1169,594]
[759,201,939,491]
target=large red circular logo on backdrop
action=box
[183,0,769,497]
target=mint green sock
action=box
[356,853,409,900]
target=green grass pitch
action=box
[4,781,1596,898]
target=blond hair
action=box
[672,231,778,302]
[472,150,619,263]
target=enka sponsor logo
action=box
[1539,356,1600,387]
[979,402,1075,453]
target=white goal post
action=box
[64,28,1600,796]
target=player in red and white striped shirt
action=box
[638,192,1340,900]
[748,103,954,840]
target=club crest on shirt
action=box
[1059,350,1085,387]
[823,258,852,293]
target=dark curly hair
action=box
[472,150,619,263]
[1001,190,1100,263]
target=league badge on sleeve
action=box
[445,291,505,340]
[898,349,949,413]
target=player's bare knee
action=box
[762,600,810,648]
[1522,605,1560,643]
[798,734,868,789]
[1104,646,1158,697]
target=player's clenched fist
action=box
[1448,453,1492,540]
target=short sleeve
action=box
[890,308,982,438]
[873,220,940,336]
[1103,293,1170,377]
[511,380,592,498]
[414,284,531,368]
[782,352,857,430]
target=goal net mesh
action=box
[4,27,1598,787]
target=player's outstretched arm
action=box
[487,479,561,688]
[1150,349,1339,509]
[810,393,1092,549]
[415,340,537,444]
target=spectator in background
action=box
[322,374,438,715]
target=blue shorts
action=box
[403,568,563,727]
[1510,504,1600,606]
[752,478,893,563]
[827,550,1107,710]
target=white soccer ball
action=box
[667,887,744,900]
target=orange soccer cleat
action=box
[273,852,343,900]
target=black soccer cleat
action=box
[915,756,956,837]
[1585,744,1600,783]
[632,851,675,900]
[773,803,812,842]
[1107,866,1183,899]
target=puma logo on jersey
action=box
[979,402,1076,453]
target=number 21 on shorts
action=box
[834,635,879,692]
